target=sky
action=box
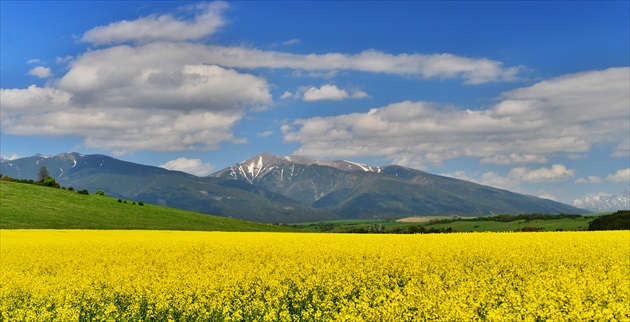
[1,1,628,204]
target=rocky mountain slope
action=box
[210,153,586,218]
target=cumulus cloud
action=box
[282,67,630,168]
[300,85,369,101]
[160,157,215,176]
[82,2,228,45]
[280,91,294,99]
[472,165,574,191]
[605,168,630,183]
[508,164,575,183]
[27,66,51,78]
[303,85,349,101]
[26,59,41,64]
[1,60,268,153]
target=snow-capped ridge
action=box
[215,152,385,184]
[572,190,630,212]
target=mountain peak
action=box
[214,153,385,184]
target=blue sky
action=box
[1,1,628,204]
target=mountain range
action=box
[1,152,586,222]
[572,190,629,212]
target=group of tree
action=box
[588,210,630,230]
[427,213,583,225]
[2,166,82,194]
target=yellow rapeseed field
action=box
[1,230,628,321]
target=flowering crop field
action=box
[1,230,628,321]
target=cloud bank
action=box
[283,67,629,169]
[1,1,526,156]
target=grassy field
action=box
[292,219,423,232]
[0,180,296,232]
[294,214,600,233]
[396,216,466,223]
[424,217,594,232]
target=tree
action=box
[37,166,49,182]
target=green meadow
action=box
[0,180,295,232]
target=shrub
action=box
[67,187,75,192]
[95,190,105,196]
[43,176,59,188]
[138,201,144,206]
[118,199,122,203]
[77,190,89,195]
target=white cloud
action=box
[303,85,348,101]
[56,55,73,64]
[281,38,300,46]
[26,59,41,64]
[280,91,294,99]
[282,67,629,168]
[576,176,604,184]
[440,170,480,183]
[0,154,24,161]
[605,168,630,183]
[257,130,273,137]
[79,42,519,84]
[351,90,370,99]
[1,60,269,153]
[82,2,229,45]
[474,165,574,191]
[480,153,547,165]
[612,138,629,157]
[160,157,215,176]
[508,164,575,183]
[27,66,51,78]
[480,171,519,190]
[1,42,274,155]
[301,85,369,101]
[537,193,558,201]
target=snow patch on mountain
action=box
[572,190,630,212]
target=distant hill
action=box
[210,152,587,218]
[0,180,296,231]
[0,153,335,223]
[572,190,629,212]
[1,152,586,223]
